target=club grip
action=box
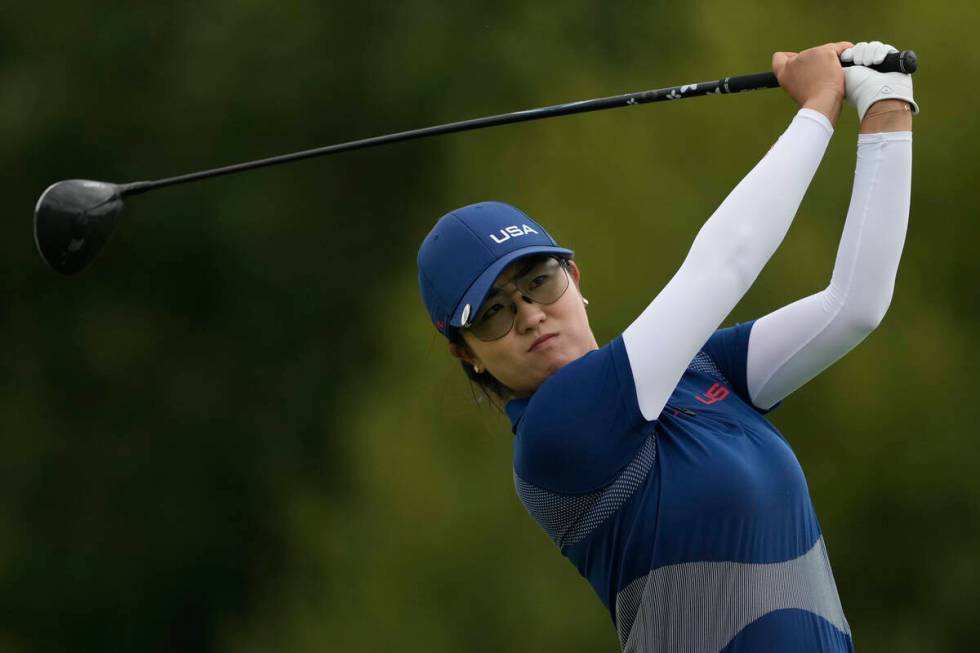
[843,49,917,74]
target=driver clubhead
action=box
[34,179,125,275]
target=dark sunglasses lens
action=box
[521,257,569,304]
[471,300,514,340]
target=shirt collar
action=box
[505,397,530,435]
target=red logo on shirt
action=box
[695,383,730,405]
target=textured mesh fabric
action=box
[514,435,657,548]
[616,537,850,652]
[513,351,721,549]
[687,351,731,386]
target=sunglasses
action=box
[464,256,571,341]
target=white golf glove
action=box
[841,41,918,122]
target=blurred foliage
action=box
[1,1,978,651]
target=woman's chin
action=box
[540,351,576,378]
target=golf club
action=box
[34,49,917,275]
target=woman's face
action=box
[450,256,598,398]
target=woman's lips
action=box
[529,333,558,351]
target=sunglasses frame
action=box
[464,256,572,342]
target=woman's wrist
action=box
[802,90,844,127]
[860,99,914,133]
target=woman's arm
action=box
[745,101,913,409]
[622,43,862,420]
[623,108,834,419]
[621,44,856,420]
[621,43,856,420]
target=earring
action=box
[474,365,481,373]
[583,298,590,306]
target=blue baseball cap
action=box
[418,201,574,338]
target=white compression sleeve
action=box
[623,108,833,421]
[745,131,912,410]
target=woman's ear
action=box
[448,342,481,370]
[567,259,582,287]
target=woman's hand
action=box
[772,42,854,126]
[841,41,917,132]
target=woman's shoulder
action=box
[513,335,649,493]
[526,336,632,423]
[542,335,631,391]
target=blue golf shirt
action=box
[507,321,852,652]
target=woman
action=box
[417,41,915,652]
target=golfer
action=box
[417,41,915,652]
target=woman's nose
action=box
[514,294,546,333]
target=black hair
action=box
[448,327,513,413]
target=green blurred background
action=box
[2,1,977,651]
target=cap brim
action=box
[448,245,575,328]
